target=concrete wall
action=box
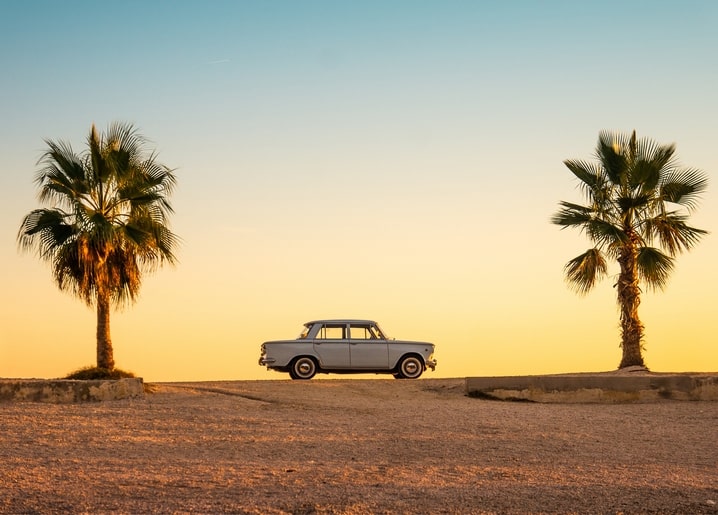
[465,373,718,403]
[0,378,145,403]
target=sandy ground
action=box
[1,378,717,514]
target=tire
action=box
[289,357,317,380]
[397,355,424,379]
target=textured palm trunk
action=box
[96,292,115,370]
[616,240,645,369]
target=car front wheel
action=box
[289,357,317,380]
[397,355,423,379]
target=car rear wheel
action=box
[289,357,317,380]
[397,355,423,379]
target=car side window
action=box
[349,325,381,340]
[316,324,346,339]
[349,325,368,340]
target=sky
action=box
[1,0,716,382]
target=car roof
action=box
[305,319,378,326]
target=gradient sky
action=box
[1,1,716,382]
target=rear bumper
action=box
[426,359,437,371]
[259,357,276,366]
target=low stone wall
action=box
[0,378,145,403]
[465,373,718,403]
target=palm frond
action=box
[645,214,708,256]
[107,121,144,154]
[630,137,675,192]
[17,209,75,258]
[564,248,608,295]
[145,158,177,192]
[630,158,661,192]
[88,124,109,187]
[585,219,627,250]
[660,167,709,211]
[36,140,89,207]
[562,159,609,201]
[550,201,594,228]
[636,247,674,291]
[616,193,651,213]
[597,131,629,186]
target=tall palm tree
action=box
[18,122,179,371]
[551,130,708,369]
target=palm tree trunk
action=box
[96,292,115,370]
[616,241,645,369]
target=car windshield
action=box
[373,323,389,340]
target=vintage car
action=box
[259,319,437,380]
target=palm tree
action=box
[551,130,708,369]
[18,122,179,371]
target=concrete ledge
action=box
[0,378,145,403]
[465,372,718,403]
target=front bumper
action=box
[259,357,276,366]
[426,358,437,371]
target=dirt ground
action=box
[1,378,716,514]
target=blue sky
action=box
[1,1,716,380]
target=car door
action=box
[349,323,389,369]
[312,323,351,368]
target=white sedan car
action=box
[259,319,437,380]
